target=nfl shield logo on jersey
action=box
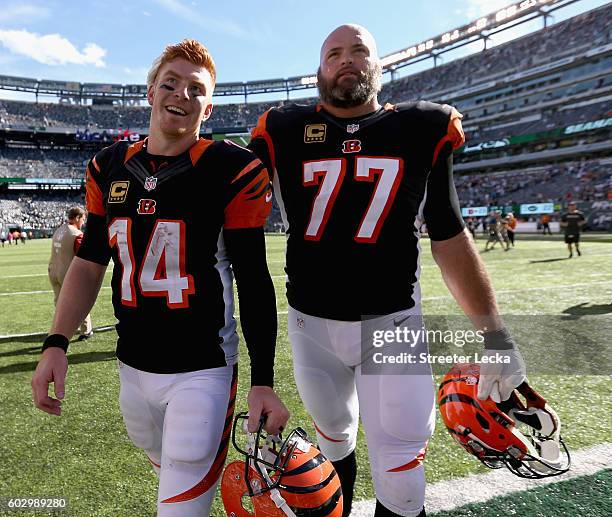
[144,176,157,191]
[346,123,359,134]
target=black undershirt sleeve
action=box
[223,227,277,387]
[423,142,465,241]
[76,213,112,265]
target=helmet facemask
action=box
[231,412,310,496]
[221,412,343,517]
[439,364,571,479]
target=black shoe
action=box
[568,253,573,259]
[577,249,582,256]
[77,331,94,341]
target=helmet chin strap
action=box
[243,419,297,517]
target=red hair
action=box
[147,39,216,87]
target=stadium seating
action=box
[0,5,608,132]
[0,4,610,232]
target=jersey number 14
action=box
[109,218,195,309]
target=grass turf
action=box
[0,236,610,516]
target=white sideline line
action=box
[351,442,612,516]
[0,330,47,339]
[1,280,610,299]
[0,270,114,280]
[2,253,611,281]
[421,280,612,301]
[0,324,116,340]
[0,286,112,297]
[1,281,609,337]
[0,273,48,279]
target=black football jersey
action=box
[249,101,465,320]
[78,138,271,373]
[561,211,585,234]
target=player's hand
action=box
[247,386,290,435]
[477,348,526,403]
[31,348,68,416]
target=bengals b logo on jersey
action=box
[137,199,157,215]
[342,139,362,153]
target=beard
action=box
[317,63,382,109]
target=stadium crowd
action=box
[0,5,610,235]
[0,4,608,131]
[380,4,610,106]
[0,191,285,234]
[1,160,608,233]
[0,148,90,179]
[455,160,611,206]
[0,192,84,231]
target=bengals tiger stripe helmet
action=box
[438,363,570,479]
[221,412,343,517]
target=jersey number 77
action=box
[303,156,403,243]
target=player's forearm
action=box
[50,257,106,337]
[431,228,503,331]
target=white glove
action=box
[477,348,526,403]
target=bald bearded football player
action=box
[249,24,526,517]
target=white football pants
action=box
[118,361,236,516]
[288,306,435,517]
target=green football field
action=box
[0,236,610,516]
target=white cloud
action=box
[153,0,250,38]
[0,3,50,24]
[0,30,106,67]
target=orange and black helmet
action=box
[438,363,570,479]
[221,412,343,516]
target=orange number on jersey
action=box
[108,218,195,308]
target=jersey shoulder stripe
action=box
[396,101,465,166]
[201,140,271,229]
[265,102,319,131]
[224,166,271,229]
[84,141,131,216]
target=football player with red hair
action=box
[32,39,289,516]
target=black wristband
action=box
[483,327,516,350]
[42,334,69,353]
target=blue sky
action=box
[0,0,608,101]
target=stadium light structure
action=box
[0,0,585,103]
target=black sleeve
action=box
[423,142,465,241]
[247,136,274,176]
[77,213,112,265]
[224,227,277,387]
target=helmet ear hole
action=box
[476,412,490,431]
